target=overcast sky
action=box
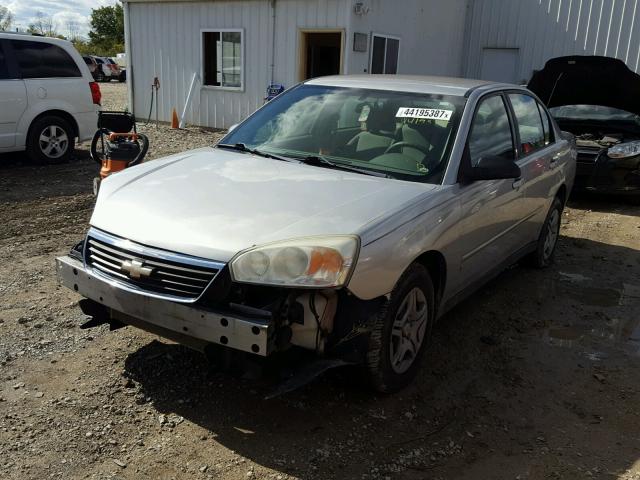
[6,0,118,37]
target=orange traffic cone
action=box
[171,108,179,129]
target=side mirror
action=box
[468,155,521,181]
[228,124,239,133]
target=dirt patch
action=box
[1,84,640,479]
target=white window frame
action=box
[201,28,245,92]
[369,33,401,74]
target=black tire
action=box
[96,72,105,82]
[26,115,75,164]
[526,196,563,268]
[366,263,435,393]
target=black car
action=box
[528,56,640,200]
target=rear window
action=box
[11,40,81,78]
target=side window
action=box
[537,101,554,145]
[0,43,10,80]
[468,95,515,166]
[11,40,81,78]
[508,93,545,154]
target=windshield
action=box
[550,104,640,123]
[221,85,466,183]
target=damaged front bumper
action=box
[575,149,640,195]
[56,255,274,356]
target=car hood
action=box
[91,147,438,262]
[527,55,640,115]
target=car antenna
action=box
[546,72,564,106]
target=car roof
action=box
[0,32,73,48]
[304,74,509,97]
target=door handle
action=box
[512,178,524,189]
[549,155,561,168]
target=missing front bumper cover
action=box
[56,255,274,356]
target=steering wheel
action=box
[384,141,430,156]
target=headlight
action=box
[230,236,359,287]
[608,140,640,159]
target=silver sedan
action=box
[57,75,576,392]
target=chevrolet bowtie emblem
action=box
[121,259,154,279]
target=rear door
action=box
[506,92,562,240]
[455,93,526,291]
[0,40,27,148]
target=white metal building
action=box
[122,0,640,128]
[463,0,640,84]
[123,0,469,128]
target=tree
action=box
[0,5,13,31]
[72,39,92,55]
[88,4,124,56]
[28,12,59,37]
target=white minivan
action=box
[0,33,100,162]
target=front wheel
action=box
[527,196,563,268]
[366,264,435,393]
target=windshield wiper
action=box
[217,143,297,163]
[294,155,392,178]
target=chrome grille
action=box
[85,229,223,301]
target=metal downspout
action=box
[270,0,276,84]
[123,1,135,116]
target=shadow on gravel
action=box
[568,191,640,213]
[123,233,640,479]
[0,149,95,203]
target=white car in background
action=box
[0,33,101,163]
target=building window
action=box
[202,30,243,89]
[370,34,399,74]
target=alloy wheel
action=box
[389,287,429,374]
[39,125,69,159]
[543,208,560,261]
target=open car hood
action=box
[528,56,640,116]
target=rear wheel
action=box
[527,196,563,268]
[26,115,75,164]
[366,264,435,393]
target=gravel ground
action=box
[1,82,640,479]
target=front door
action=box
[299,31,343,81]
[455,94,526,291]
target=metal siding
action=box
[128,0,349,129]
[465,0,640,82]
[347,0,470,77]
